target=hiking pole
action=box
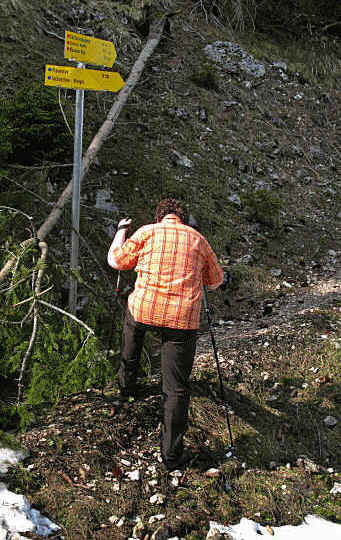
[101,270,121,397]
[202,286,234,455]
[102,218,131,396]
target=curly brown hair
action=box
[154,198,188,224]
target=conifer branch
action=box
[0,206,36,282]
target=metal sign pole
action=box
[68,63,85,314]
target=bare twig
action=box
[16,303,38,405]
[0,173,50,206]
[0,274,34,294]
[321,21,341,33]
[0,206,37,282]
[57,470,73,487]
[58,88,73,136]
[13,285,54,307]
[0,318,25,325]
[7,163,73,169]
[37,299,94,334]
[17,241,48,405]
[0,238,36,283]
[0,205,34,225]
[35,242,47,298]
[42,28,65,41]
[71,332,92,366]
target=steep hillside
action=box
[0,0,340,410]
[0,2,340,538]
[1,0,340,305]
[0,0,340,404]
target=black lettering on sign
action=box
[68,34,90,44]
[52,77,71,83]
[51,68,69,75]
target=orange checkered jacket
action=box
[109,214,223,329]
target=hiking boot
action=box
[163,449,193,472]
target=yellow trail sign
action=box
[45,65,125,93]
[64,31,117,68]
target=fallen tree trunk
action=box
[0,15,167,282]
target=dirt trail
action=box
[197,267,341,354]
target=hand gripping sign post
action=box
[45,31,125,314]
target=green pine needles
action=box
[0,209,121,430]
[0,83,73,165]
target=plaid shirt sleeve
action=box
[110,229,144,270]
[202,239,224,288]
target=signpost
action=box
[45,31,125,314]
[45,64,125,92]
[64,31,117,68]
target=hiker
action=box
[107,198,223,471]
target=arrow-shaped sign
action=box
[45,65,125,93]
[64,31,117,68]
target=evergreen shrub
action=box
[241,189,284,228]
[0,230,121,429]
[191,64,219,91]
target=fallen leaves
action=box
[112,463,124,479]
[57,470,73,487]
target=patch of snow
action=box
[207,515,341,540]
[0,483,60,538]
[330,482,341,495]
[0,445,60,538]
[0,447,28,476]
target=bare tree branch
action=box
[17,241,48,405]
[38,299,94,334]
[0,238,36,282]
[1,173,50,206]
[13,285,54,307]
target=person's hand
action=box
[117,217,132,231]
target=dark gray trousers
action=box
[118,309,197,465]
